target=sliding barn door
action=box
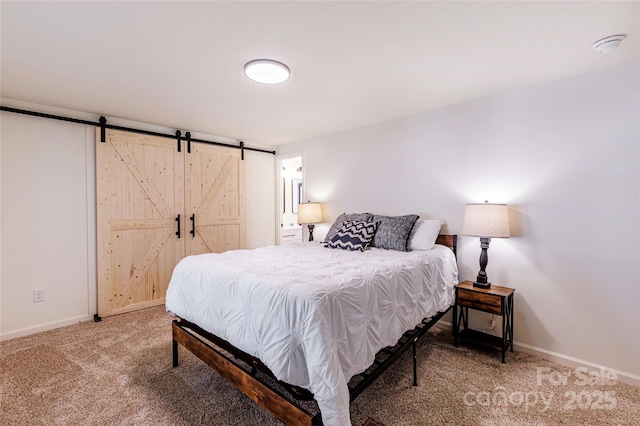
[96,129,247,318]
[96,129,185,317]
[185,144,246,255]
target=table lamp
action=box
[463,201,510,288]
[297,202,323,242]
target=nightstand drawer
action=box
[457,288,502,314]
[280,228,302,245]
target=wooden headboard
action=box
[435,234,457,258]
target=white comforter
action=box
[165,243,458,425]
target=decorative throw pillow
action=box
[370,214,419,252]
[324,212,373,242]
[408,219,443,251]
[325,220,379,252]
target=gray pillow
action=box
[324,213,373,242]
[370,214,419,251]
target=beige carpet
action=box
[1,306,638,425]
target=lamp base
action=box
[474,238,491,289]
[473,281,491,289]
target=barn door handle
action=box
[175,214,181,239]
[190,214,195,237]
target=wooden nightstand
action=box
[453,280,514,363]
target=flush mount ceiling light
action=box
[592,35,625,54]
[244,59,290,84]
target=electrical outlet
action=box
[33,289,45,303]
[491,318,497,327]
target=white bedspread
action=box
[165,243,458,426]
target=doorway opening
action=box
[276,155,303,245]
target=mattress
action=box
[166,242,458,426]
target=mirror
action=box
[292,178,302,214]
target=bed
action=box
[166,228,458,425]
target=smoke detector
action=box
[592,35,625,54]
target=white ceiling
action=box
[1,1,638,146]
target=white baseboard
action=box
[436,320,453,332]
[514,341,640,387]
[0,314,93,342]
[436,319,640,388]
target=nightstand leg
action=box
[501,294,515,363]
[502,311,507,363]
[454,306,467,348]
[462,307,468,330]
[453,303,458,347]
[509,295,514,352]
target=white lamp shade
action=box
[463,203,510,238]
[297,202,323,224]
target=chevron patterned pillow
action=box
[325,220,379,252]
[324,212,373,243]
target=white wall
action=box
[0,100,276,340]
[246,150,276,249]
[278,63,640,381]
[1,113,94,338]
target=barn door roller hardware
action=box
[0,105,276,158]
[176,130,182,152]
[99,116,107,142]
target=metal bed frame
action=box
[172,234,457,425]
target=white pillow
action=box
[408,219,443,251]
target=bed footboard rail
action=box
[172,319,319,425]
[172,306,451,425]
